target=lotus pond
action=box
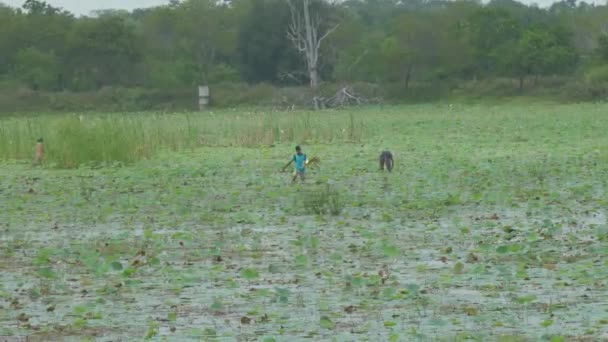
[1,104,607,341]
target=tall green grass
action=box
[0,109,364,168]
[2,103,608,169]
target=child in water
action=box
[33,138,44,166]
[282,145,308,183]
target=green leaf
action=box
[453,262,464,274]
[268,263,280,274]
[496,245,509,254]
[382,244,399,258]
[34,248,54,265]
[382,287,396,299]
[550,336,565,342]
[405,283,419,295]
[73,305,87,315]
[37,267,57,279]
[350,276,365,287]
[122,267,136,277]
[330,253,342,261]
[144,321,159,340]
[527,232,539,242]
[429,318,447,326]
[241,268,260,280]
[143,229,154,239]
[168,311,177,322]
[516,295,537,305]
[295,255,308,267]
[320,316,335,329]
[89,312,103,320]
[73,317,87,329]
[540,319,553,328]
[210,298,223,312]
[110,261,123,271]
[508,244,522,253]
[275,287,290,303]
[172,232,193,241]
[187,328,204,337]
[463,307,478,316]
[124,279,143,286]
[384,321,397,327]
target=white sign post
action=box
[198,85,209,110]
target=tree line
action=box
[2,0,608,101]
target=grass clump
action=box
[302,183,344,216]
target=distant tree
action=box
[286,0,340,89]
[22,0,65,15]
[138,6,185,88]
[173,0,237,85]
[341,0,403,29]
[326,16,373,82]
[237,0,296,83]
[0,0,599,100]
[498,26,577,90]
[386,14,444,89]
[549,0,578,14]
[0,5,20,76]
[597,34,608,62]
[66,16,141,89]
[14,47,59,90]
[1,1,73,89]
[468,7,522,76]
[436,1,478,80]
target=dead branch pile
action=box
[313,85,380,109]
[326,86,366,107]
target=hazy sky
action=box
[2,0,170,15]
[1,0,603,16]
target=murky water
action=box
[2,141,608,341]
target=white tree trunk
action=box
[302,0,318,88]
[287,0,338,89]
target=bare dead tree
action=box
[286,0,340,91]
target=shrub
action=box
[210,82,276,107]
[585,65,608,85]
[302,184,344,216]
[557,80,608,102]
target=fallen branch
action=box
[324,86,368,108]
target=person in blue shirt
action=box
[282,145,309,183]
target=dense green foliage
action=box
[1,0,608,110]
[0,109,364,167]
[1,104,607,340]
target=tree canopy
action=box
[0,0,607,93]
